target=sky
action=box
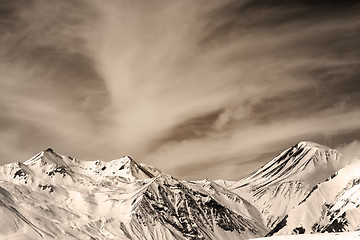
[1,0,360,180]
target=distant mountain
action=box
[0,141,359,239]
[225,141,343,228]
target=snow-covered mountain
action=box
[225,141,343,229]
[0,148,266,240]
[269,157,360,236]
[0,141,359,239]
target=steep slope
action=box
[128,175,267,240]
[0,148,267,239]
[233,141,342,188]
[227,141,343,228]
[271,158,360,236]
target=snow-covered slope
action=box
[0,148,267,239]
[253,231,360,240]
[240,141,341,185]
[270,158,360,236]
[227,141,343,228]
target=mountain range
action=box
[0,141,359,239]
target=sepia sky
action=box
[1,0,360,180]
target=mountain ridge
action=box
[0,147,267,239]
[0,141,359,239]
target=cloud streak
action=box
[0,0,359,180]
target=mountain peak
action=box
[297,141,323,147]
[228,141,344,229]
[123,155,133,161]
[44,147,54,153]
[296,141,331,150]
[233,141,342,190]
[23,148,69,168]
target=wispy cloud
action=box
[0,0,359,180]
